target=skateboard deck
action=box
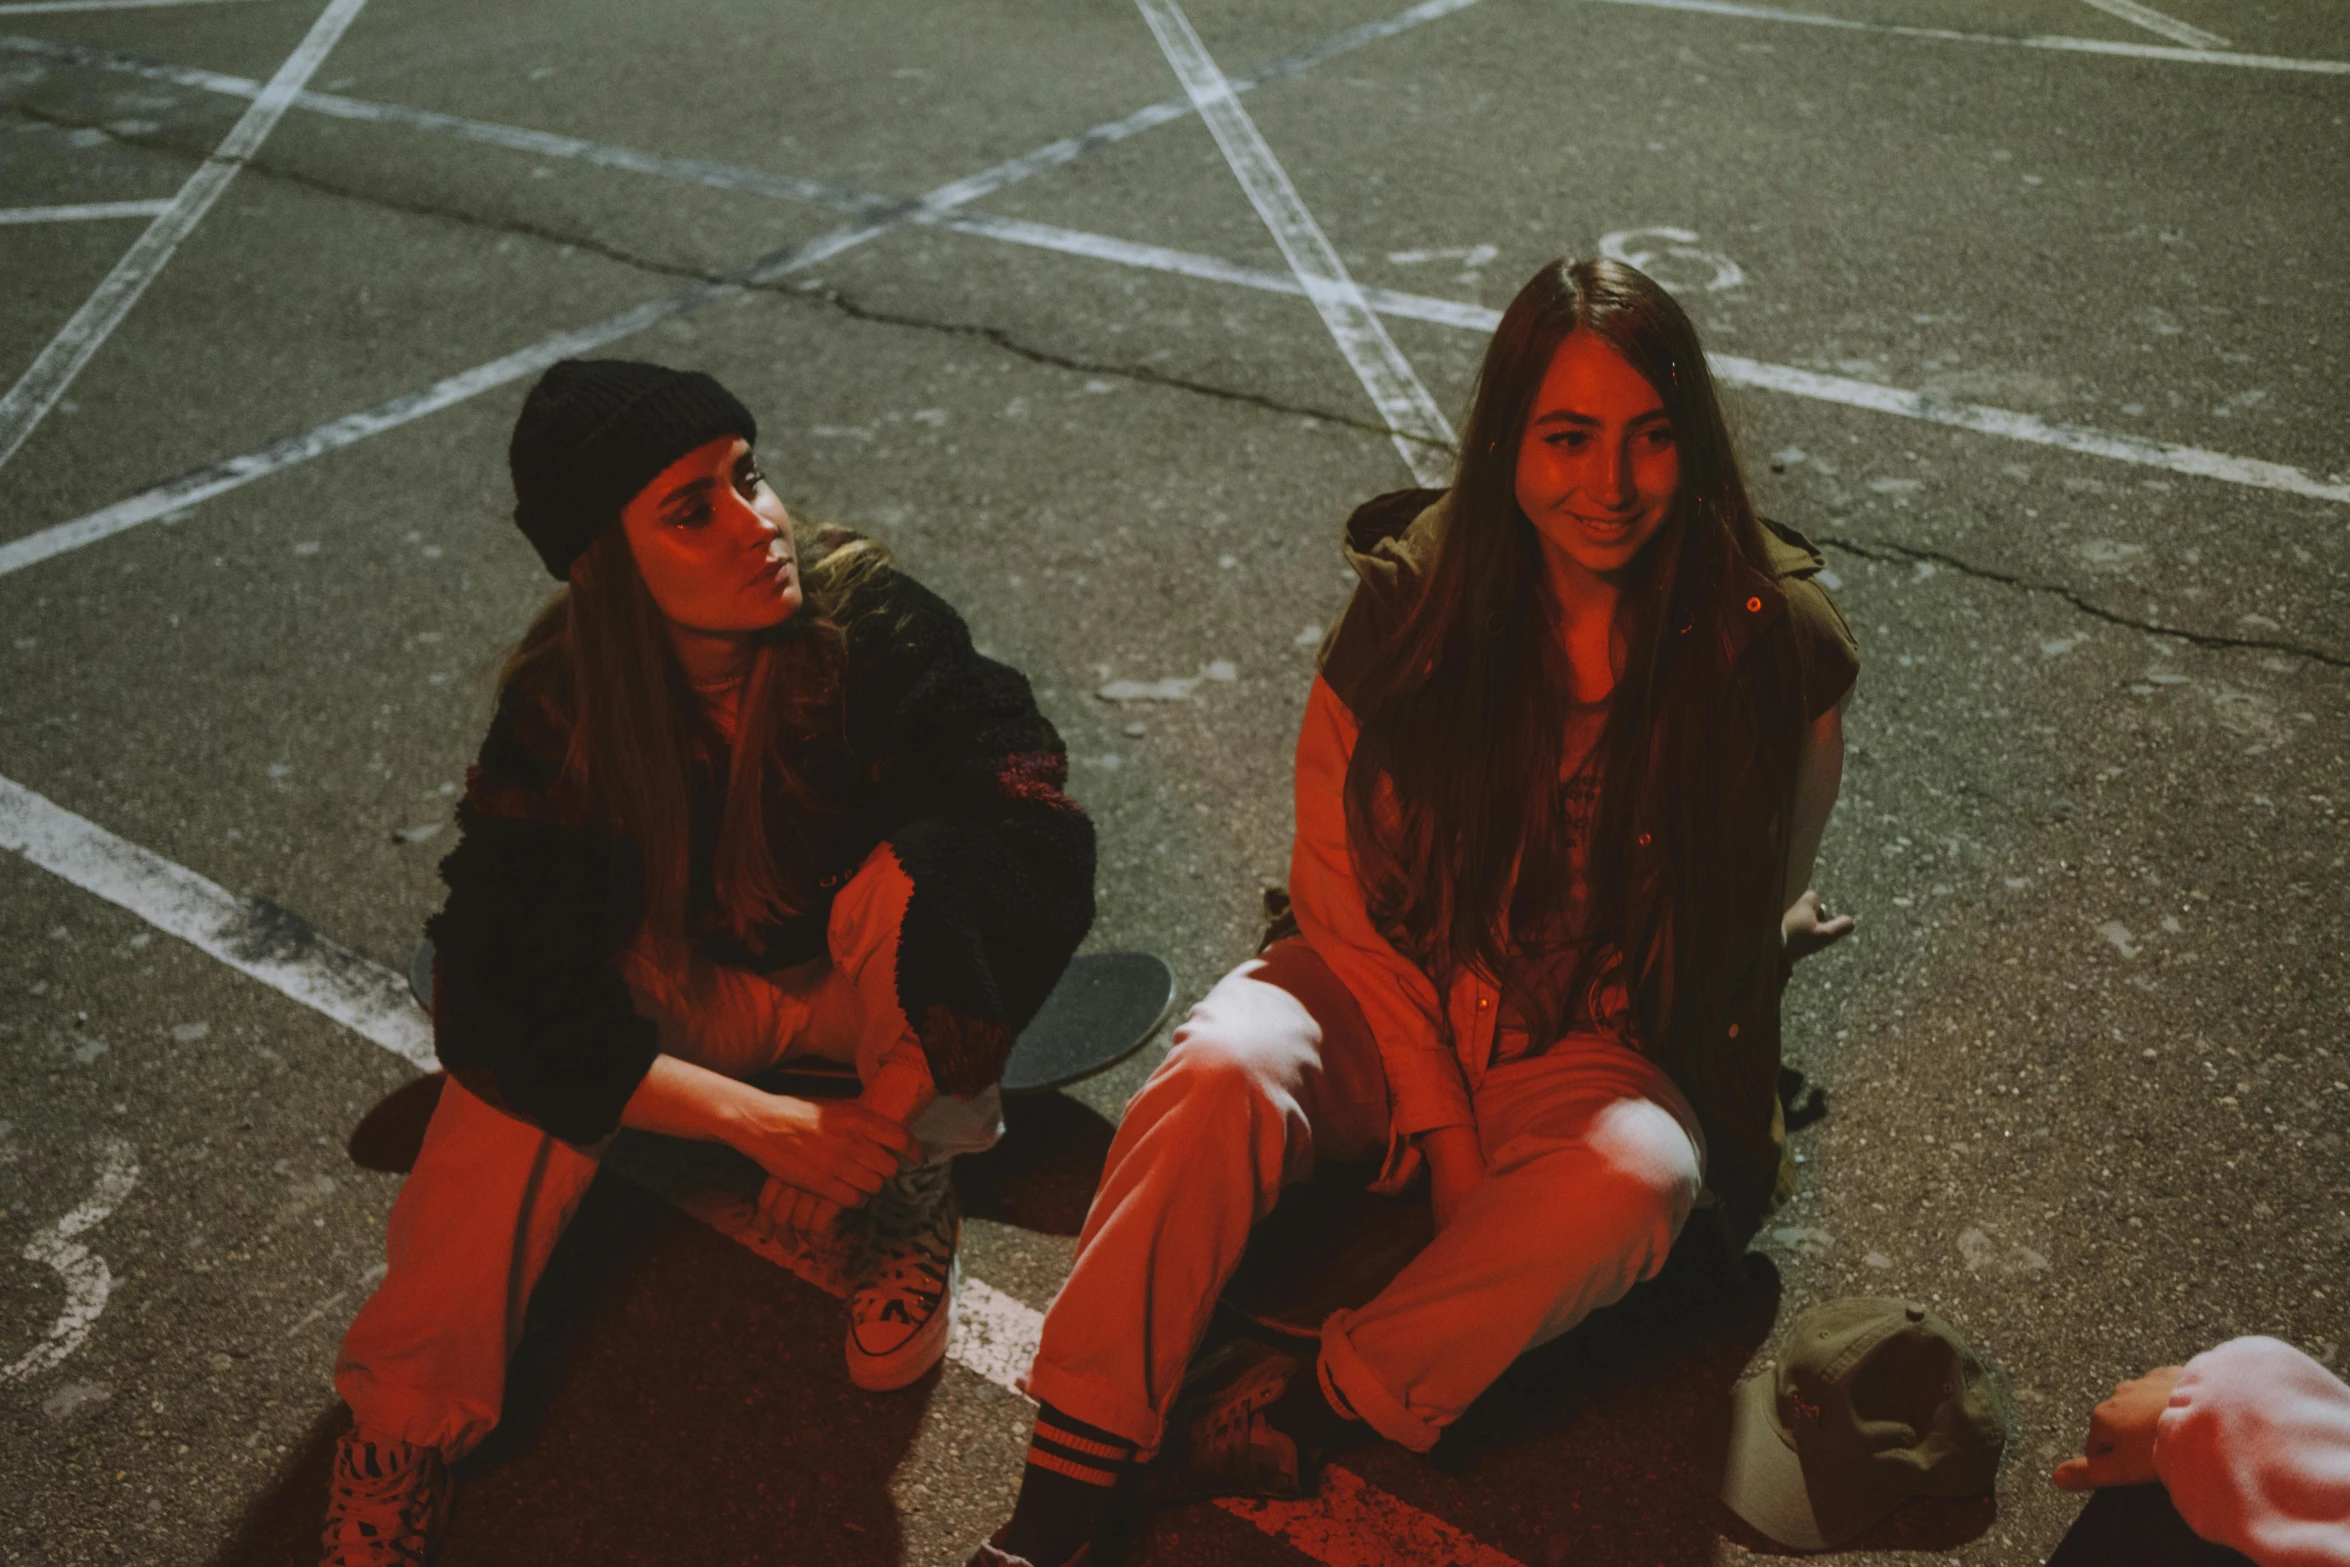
[405,942,1173,1097]
[998,950,1175,1095]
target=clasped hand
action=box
[732,1093,919,1252]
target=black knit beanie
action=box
[507,359,758,580]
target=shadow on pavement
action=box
[345,1069,446,1174]
[222,1089,933,1566]
[2045,1484,2255,1567]
[955,1089,1117,1236]
[1425,1231,1795,1567]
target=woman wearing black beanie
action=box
[318,359,1096,1567]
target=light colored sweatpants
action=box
[1024,938,1703,1457]
[335,848,1002,1460]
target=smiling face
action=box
[618,435,799,635]
[1513,329,1681,592]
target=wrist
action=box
[708,1075,771,1149]
[863,1040,936,1126]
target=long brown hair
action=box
[1342,257,1804,1061]
[499,522,888,948]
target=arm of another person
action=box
[2055,1337,2350,1567]
[1290,676,1484,1227]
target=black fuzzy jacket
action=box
[426,547,1096,1145]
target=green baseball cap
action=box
[1721,1297,2009,1550]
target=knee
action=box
[1151,1015,1287,1113]
[1120,990,1318,1160]
[1511,1099,1701,1231]
[1583,1099,1703,1221]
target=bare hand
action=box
[1422,1125,1486,1235]
[2053,1365,2185,1491]
[1782,889,1856,963]
[730,1093,918,1211]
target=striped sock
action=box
[1000,1403,1136,1566]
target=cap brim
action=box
[1721,1373,1912,1551]
[1722,1372,1834,1551]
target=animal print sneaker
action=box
[319,1427,452,1567]
[846,1157,959,1390]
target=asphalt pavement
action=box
[2,0,2345,1563]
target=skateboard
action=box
[404,941,1174,1097]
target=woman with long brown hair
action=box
[972,259,1857,1567]
[316,360,1096,1567]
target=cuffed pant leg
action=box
[1023,946,1384,1457]
[1321,1048,1703,1453]
[333,1077,601,1461]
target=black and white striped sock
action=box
[1000,1402,1136,1566]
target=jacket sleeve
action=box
[425,704,658,1146]
[842,569,1096,1098]
[1289,675,1473,1138]
[2153,1336,2350,1567]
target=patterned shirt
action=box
[1493,699,1632,1063]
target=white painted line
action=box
[0,0,1489,576]
[0,0,250,13]
[927,212,2350,507]
[0,200,175,225]
[2,1136,138,1383]
[2076,0,2227,50]
[0,36,887,221]
[1575,0,2344,73]
[1227,1465,1527,1567]
[0,773,434,1070]
[0,273,750,578]
[1133,0,1455,486]
[946,1274,1046,1395]
[1702,355,2350,506]
[940,209,1310,300]
[0,0,372,475]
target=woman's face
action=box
[618,435,800,634]
[1513,329,1680,583]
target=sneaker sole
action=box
[846,1251,958,1391]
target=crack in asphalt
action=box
[4,100,1424,449]
[785,276,1421,444]
[1819,533,2350,671]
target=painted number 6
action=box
[1597,228,1745,293]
